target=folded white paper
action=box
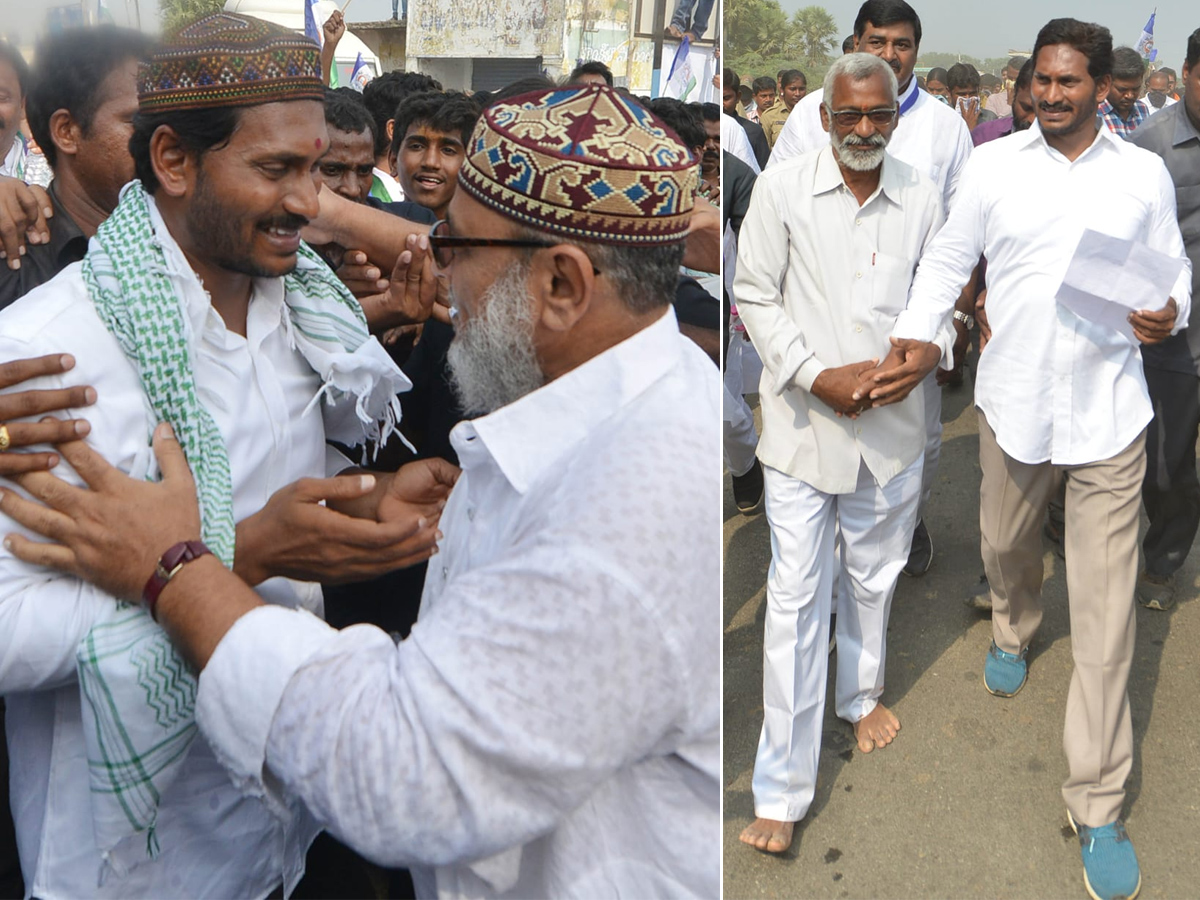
[1055,229,1184,344]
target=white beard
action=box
[830,129,888,172]
[446,263,546,417]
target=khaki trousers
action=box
[978,413,1145,827]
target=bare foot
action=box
[739,817,795,853]
[853,703,900,753]
[664,24,684,39]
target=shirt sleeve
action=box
[893,155,987,343]
[196,544,690,868]
[1146,159,1193,329]
[731,172,825,392]
[941,115,974,213]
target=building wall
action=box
[407,0,563,60]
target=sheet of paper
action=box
[1055,229,1184,344]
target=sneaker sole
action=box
[983,671,1025,698]
[736,497,764,515]
[1067,811,1142,900]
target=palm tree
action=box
[791,5,839,70]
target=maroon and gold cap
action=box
[138,13,324,113]
[458,84,697,245]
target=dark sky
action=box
[777,1,1196,64]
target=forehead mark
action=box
[315,137,324,149]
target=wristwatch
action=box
[142,540,212,621]
[953,310,976,330]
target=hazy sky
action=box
[776,1,1197,63]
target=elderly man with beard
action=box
[733,52,949,855]
[767,0,974,579]
[0,83,720,898]
[0,15,452,898]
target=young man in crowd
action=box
[1100,46,1153,138]
[387,90,480,222]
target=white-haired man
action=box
[734,52,951,855]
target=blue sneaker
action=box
[983,641,1027,697]
[1068,811,1141,900]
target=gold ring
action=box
[0,423,10,452]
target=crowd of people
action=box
[0,10,722,900]
[724,3,1198,900]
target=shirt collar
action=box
[452,306,684,494]
[812,144,902,206]
[897,76,919,116]
[1023,118,1117,163]
[141,188,287,345]
[45,180,88,265]
[1172,102,1200,147]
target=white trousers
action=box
[920,372,942,516]
[723,381,758,477]
[752,455,922,822]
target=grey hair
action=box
[514,227,685,315]
[822,52,899,110]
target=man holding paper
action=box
[877,18,1190,900]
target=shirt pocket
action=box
[871,252,915,317]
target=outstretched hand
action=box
[358,233,440,332]
[1,423,201,602]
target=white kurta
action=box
[194,308,722,899]
[734,146,948,494]
[0,199,402,898]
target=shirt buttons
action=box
[442,566,449,580]
[855,218,862,226]
[854,325,863,333]
[856,272,863,279]
[467,508,476,521]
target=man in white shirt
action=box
[0,16,443,898]
[732,53,948,857]
[889,19,1190,900]
[1,83,720,899]
[765,0,974,577]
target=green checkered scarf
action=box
[75,183,405,878]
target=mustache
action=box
[259,213,310,231]
[1039,101,1072,113]
[842,133,888,148]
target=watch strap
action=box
[953,310,976,330]
[143,540,212,621]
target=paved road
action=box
[723,371,1200,899]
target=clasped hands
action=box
[0,423,461,603]
[810,338,941,419]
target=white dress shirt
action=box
[733,147,948,494]
[194,308,722,899]
[721,112,760,173]
[767,78,973,214]
[893,123,1193,465]
[0,201,401,896]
